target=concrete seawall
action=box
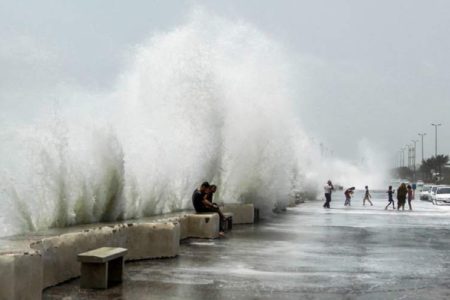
[0,204,254,300]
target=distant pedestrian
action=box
[407,184,413,210]
[323,180,334,208]
[385,186,396,210]
[363,186,373,206]
[412,182,417,199]
[397,183,408,211]
[344,187,355,206]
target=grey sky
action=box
[1,0,449,163]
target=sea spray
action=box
[115,10,310,217]
[0,10,387,237]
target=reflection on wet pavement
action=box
[44,197,450,300]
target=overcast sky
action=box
[1,0,449,163]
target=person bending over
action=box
[344,187,355,206]
[192,182,225,235]
[206,184,218,205]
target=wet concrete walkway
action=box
[44,196,450,299]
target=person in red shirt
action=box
[344,187,355,206]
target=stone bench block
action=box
[177,215,190,240]
[30,224,128,288]
[0,252,43,300]
[186,213,219,239]
[78,247,128,289]
[125,222,180,260]
[221,203,255,224]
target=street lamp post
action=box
[431,123,442,182]
[418,133,426,162]
[400,148,403,167]
[401,147,406,167]
[406,145,412,169]
[411,140,419,181]
[431,123,442,157]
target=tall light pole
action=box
[401,147,406,167]
[418,133,426,162]
[406,144,412,168]
[431,123,442,157]
[411,139,419,181]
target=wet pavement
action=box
[44,195,450,299]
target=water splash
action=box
[0,9,387,236]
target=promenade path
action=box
[44,195,450,299]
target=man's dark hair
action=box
[201,181,210,188]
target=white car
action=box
[433,186,450,205]
[419,185,432,201]
[429,185,439,202]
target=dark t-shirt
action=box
[344,189,352,198]
[206,193,213,203]
[387,190,394,201]
[192,189,204,212]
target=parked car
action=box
[419,185,432,201]
[433,186,450,205]
[429,185,439,202]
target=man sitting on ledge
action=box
[192,181,225,236]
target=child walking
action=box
[407,184,413,210]
[363,186,373,206]
[385,186,396,210]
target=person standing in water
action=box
[344,187,355,206]
[407,184,413,210]
[323,180,334,208]
[397,183,408,211]
[385,186,396,210]
[363,186,373,206]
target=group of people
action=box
[192,181,226,236]
[323,180,414,211]
[386,183,414,211]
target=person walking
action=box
[344,187,355,206]
[363,186,373,206]
[323,180,334,208]
[407,184,413,210]
[385,186,396,210]
[397,183,408,211]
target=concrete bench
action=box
[221,203,255,224]
[77,247,127,289]
[186,213,220,239]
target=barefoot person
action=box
[323,180,334,208]
[385,186,396,210]
[407,184,413,210]
[192,182,225,236]
[363,186,373,206]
